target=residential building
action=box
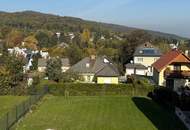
[132,42,162,76]
[69,55,120,84]
[61,58,70,72]
[40,50,49,59]
[8,47,28,57]
[152,49,190,91]
[125,63,147,76]
[37,58,70,73]
[38,58,48,72]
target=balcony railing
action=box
[165,70,190,79]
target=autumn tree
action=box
[6,30,24,47]
[0,66,11,95]
[24,35,38,50]
[81,28,91,47]
[0,54,26,95]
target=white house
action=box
[40,50,49,59]
[8,47,28,57]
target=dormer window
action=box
[86,63,90,68]
[103,58,109,63]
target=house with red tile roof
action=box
[152,49,190,91]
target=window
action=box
[174,65,181,71]
[87,76,91,82]
[137,58,143,62]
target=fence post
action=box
[29,97,31,107]
[15,105,18,121]
[23,101,25,114]
[6,113,9,130]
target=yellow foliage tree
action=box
[24,35,38,50]
[81,28,91,44]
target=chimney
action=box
[90,55,96,60]
[185,50,189,57]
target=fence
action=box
[0,87,47,130]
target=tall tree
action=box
[35,31,50,48]
[46,58,62,82]
[81,28,91,47]
[65,45,83,65]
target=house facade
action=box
[125,63,147,76]
[69,55,120,84]
[152,49,190,91]
[125,42,162,76]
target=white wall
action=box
[125,68,147,76]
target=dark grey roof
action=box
[61,58,70,67]
[125,63,147,70]
[95,64,120,77]
[38,58,70,67]
[69,56,120,76]
[134,43,162,57]
[38,58,47,67]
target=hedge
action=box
[37,82,153,96]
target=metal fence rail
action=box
[0,87,47,130]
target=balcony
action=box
[165,70,190,79]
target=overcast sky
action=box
[1,0,190,38]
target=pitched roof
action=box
[134,42,162,57]
[125,63,147,70]
[152,49,190,72]
[61,58,70,67]
[38,58,70,67]
[69,56,120,76]
[95,64,120,77]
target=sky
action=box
[0,0,190,38]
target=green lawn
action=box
[15,96,186,130]
[0,96,27,117]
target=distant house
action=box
[69,55,120,84]
[152,49,190,91]
[61,58,70,72]
[38,58,70,73]
[40,50,49,59]
[126,42,162,76]
[38,58,48,72]
[8,47,28,57]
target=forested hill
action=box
[0,11,187,40]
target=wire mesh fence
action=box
[0,87,48,130]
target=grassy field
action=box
[0,96,27,117]
[15,96,186,130]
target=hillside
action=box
[0,11,187,40]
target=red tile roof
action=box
[152,49,190,72]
